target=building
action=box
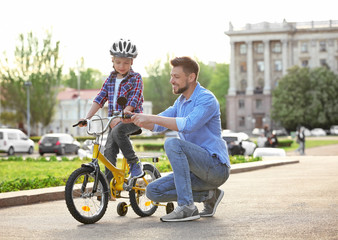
[49,88,152,136]
[225,20,338,133]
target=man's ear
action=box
[188,73,196,82]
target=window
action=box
[240,62,247,72]
[0,132,3,139]
[320,59,328,68]
[274,60,282,71]
[8,133,18,140]
[301,42,308,53]
[239,116,245,127]
[239,44,247,54]
[238,99,245,109]
[240,79,247,91]
[319,41,326,52]
[256,43,264,53]
[257,61,264,72]
[256,99,263,109]
[302,60,309,67]
[272,42,281,53]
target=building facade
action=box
[225,20,338,133]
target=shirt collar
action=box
[179,82,201,103]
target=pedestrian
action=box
[128,56,230,222]
[296,126,306,155]
[78,38,144,183]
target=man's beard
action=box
[173,82,189,94]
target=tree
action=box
[0,31,62,132]
[63,58,103,90]
[271,66,338,130]
[143,56,177,114]
[208,63,229,129]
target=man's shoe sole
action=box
[200,189,224,217]
[160,215,200,222]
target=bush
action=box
[134,143,164,151]
[277,139,293,147]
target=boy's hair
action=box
[170,57,199,81]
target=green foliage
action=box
[63,59,103,90]
[272,66,338,130]
[277,139,293,147]
[143,55,177,114]
[0,31,62,129]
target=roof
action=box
[57,88,98,101]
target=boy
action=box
[79,38,144,182]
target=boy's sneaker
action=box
[200,188,224,217]
[160,205,200,222]
[129,161,144,178]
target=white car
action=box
[222,131,256,156]
[0,129,35,155]
[310,128,327,137]
[330,125,338,135]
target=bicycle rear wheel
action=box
[65,167,109,224]
[129,163,161,217]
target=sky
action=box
[0,0,337,77]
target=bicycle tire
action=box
[129,163,161,217]
[65,167,109,224]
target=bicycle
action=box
[65,97,174,224]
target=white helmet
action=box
[110,38,138,58]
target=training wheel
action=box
[117,202,128,216]
[166,202,174,214]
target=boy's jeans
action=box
[104,122,140,182]
[146,138,230,206]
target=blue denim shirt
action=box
[153,83,230,167]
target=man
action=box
[130,56,230,222]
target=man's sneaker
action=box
[160,205,200,222]
[200,188,224,217]
[129,161,144,178]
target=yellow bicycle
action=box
[65,97,173,224]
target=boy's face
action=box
[112,57,133,75]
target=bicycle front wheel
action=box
[129,163,161,217]
[65,167,109,224]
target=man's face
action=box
[112,57,133,75]
[170,66,190,94]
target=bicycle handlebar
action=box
[72,111,133,136]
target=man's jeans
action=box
[104,122,140,182]
[146,138,230,206]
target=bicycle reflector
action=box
[82,206,91,212]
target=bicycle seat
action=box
[130,129,142,136]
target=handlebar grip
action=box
[72,120,87,127]
[122,114,133,119]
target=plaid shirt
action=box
[94,69,143,116]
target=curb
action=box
[0,158,299,208]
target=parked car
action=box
[274,128,289,136]
[310,128,327,137]
[39,133,80,156]
[0,129,35,155]
[222,131,256,156]
[164,130,179,139]
[330,125,338,135]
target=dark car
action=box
[39,133,80,156]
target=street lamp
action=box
[24,81,32,137]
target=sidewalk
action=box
[0,157,299,208]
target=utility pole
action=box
[24,81,32,137]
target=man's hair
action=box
[170,57,199,81]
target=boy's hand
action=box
[77,119,87,127]
[121,110,133,124]
[110,118,121,128]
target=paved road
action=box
[0,156,337,240]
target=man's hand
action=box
[131,113,153,129]
[110,118,121,128]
